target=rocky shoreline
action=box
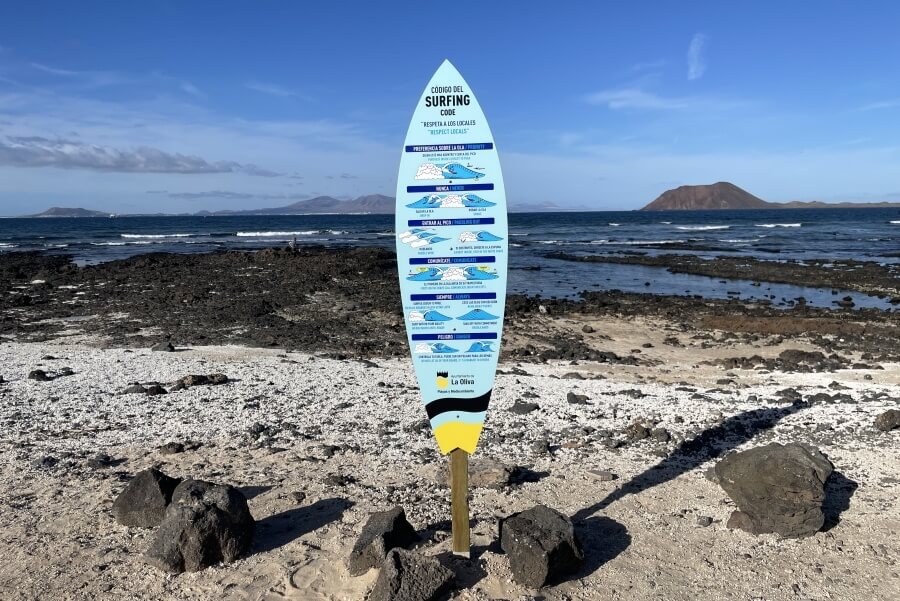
[3,248,899,364]
[543,251,900,299]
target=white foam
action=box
[755,223,801,228]
[890,220,900,224]
[414,163,443,180]
[459,231,478,243]
[236,231,318,237]
[408,311,425,322]
[0,243,16,248]
[441,267,468,281]
[675,225,730,231]
[587,239,686,245]
[414,343,432,354]
[121,233,195,239]
[609,223,621,226]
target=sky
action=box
[1,1,899,215]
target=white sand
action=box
[0,341,898,600]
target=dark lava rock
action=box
[499,505,584,588]
[112,468,181,528]
[348,506,418,576]
[144,479,254,573]
[290,491,306,504]
[715,443,833,538]
[324,474,356,487]
[87,453,116,469]
[623,422,650,441]
[27,369,51,381]
[436,458,515,489]
[151,341,175,352]
[650,427,671,443]
[158,442,185,455]
[121,383,147,395]
[172,373,229,389]
[581,324,595,333]
[566,391,589,405]
[697,516,713,527]
[588,469,617,482]
[509,400,540,415]
[145,383,167,396]
[31,455,59,469]
[874,409,900,432]
[368,549,454,601]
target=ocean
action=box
[2,208,899,309]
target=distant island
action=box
[26,207,115,218]
[19,195,583,217]
[642,182,900,211]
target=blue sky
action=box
[1,1,899,214]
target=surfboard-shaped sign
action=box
[396,60,508,455]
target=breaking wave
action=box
[675,225,730,231]
[236,230,319,237]
[121,233,196,239]
[756,223,801,228]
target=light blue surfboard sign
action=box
[396,60,508,455]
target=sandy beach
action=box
[1,248,898,600]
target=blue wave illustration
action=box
[442,163,484,179]
[475,231,503,241]
[466,342,494,353]
[457,309,499,321]
[407,268,444,281]
[462,195,495,207]
[406,195,444,209]
[431,343,458,353]
[423,310,452,321]
[428,236,450,244]
[405,194,496,209]
[464,267,499,280]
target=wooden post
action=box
[450,448,470,557]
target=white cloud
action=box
[858,98,900,111]
[0,135,281,176]
[687,33,708,81]
[180,82,202,97]
[586,88,692,110]
[245,81,310,101]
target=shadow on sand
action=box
[822,471,858,531]
[566,402,809,579]
[254,497,353,554]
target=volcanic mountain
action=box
[641,182,769,211]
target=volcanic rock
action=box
[509,400,540,415]
[348,506,418,576]
[112,468,181,528]
[500,505,584,588]
[367,549,454,601]
[121,383,147,395]
[151,341,175,352]
[715,443,833,538]
[144,479,254,573]
[27,369,50,381]
[874,409,900,432]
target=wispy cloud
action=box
[0,135,282,176]
[687,33,708,81]
[30,62,127,88]
[159,190,302,201]
[857,98,900,111]
[586,88,692,110]
[245,81,310,101]
[180,81,203,97]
